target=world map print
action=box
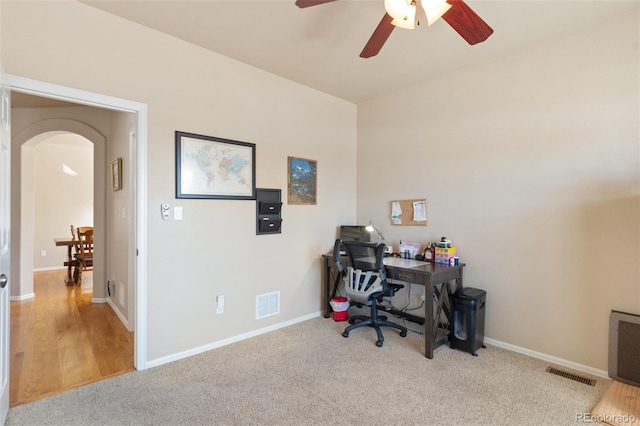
[180,136,253,197]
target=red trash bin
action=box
[330,297,349,322]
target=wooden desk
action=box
[321,254,465,359]
[55,238,78,286]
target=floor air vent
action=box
[546,367,596,386]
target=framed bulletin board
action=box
[390,199,427,226]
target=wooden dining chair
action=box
[66,225,82,285]
[76,226,93,237]
[73,227,94,284]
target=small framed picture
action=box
[287,156,317,205]
[111,157,122,191]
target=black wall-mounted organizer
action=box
[256,188,282,235]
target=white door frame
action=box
[0,73,12,425]
[4,75,148,370]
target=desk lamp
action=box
[366,220,385,244]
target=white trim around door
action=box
[4,75,148,370]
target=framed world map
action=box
[175,131,256,200]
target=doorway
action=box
[4,75,148,378]
[28,131,93,280]
[10,126,127,406]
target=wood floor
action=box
[9,269,134,407]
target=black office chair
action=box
[331,239,347,300]
[341,241,407,347]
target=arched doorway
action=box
[13,119,106,299]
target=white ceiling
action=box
[76,1,637,103]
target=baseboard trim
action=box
[10,293,34,301]
[105,297,131,331]
[144,313,607,379]
[146,311,322,369]
[484,337,608,379]
[33,267,65,272]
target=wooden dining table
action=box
[55,237,79,286]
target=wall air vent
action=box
[256,291,280,319]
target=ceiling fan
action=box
[295,0,493,58]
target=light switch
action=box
[174,206,183,221]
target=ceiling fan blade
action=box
[442,0,493,45]
[295,0,338,8]
[360,13,395,58]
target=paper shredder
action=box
[450,287,486,356]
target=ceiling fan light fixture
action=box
[297,0,493,59]
[385,0,417,29]
[391,18,415,30]
[391,12,416,29]
[421,0,452,26]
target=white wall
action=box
[357,10,640,371]
[107,111,134,329]
[1,1,357,362]
[18,144,34,298]
[32,133,93,270]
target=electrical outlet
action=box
[216,294,224,314]
[40,250,46,257]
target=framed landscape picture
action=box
[175,131,256,200]
[287,156,317,205]
[111,157,122,191]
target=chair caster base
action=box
[400,330,407,337]
[342,331,349,338]
[376,340,383,347]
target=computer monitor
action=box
[338,225,371,243]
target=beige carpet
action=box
[7,316,611,425]
[591,381,640,425]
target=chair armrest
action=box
[387,283,404,296]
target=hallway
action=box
[9,270,134,407]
